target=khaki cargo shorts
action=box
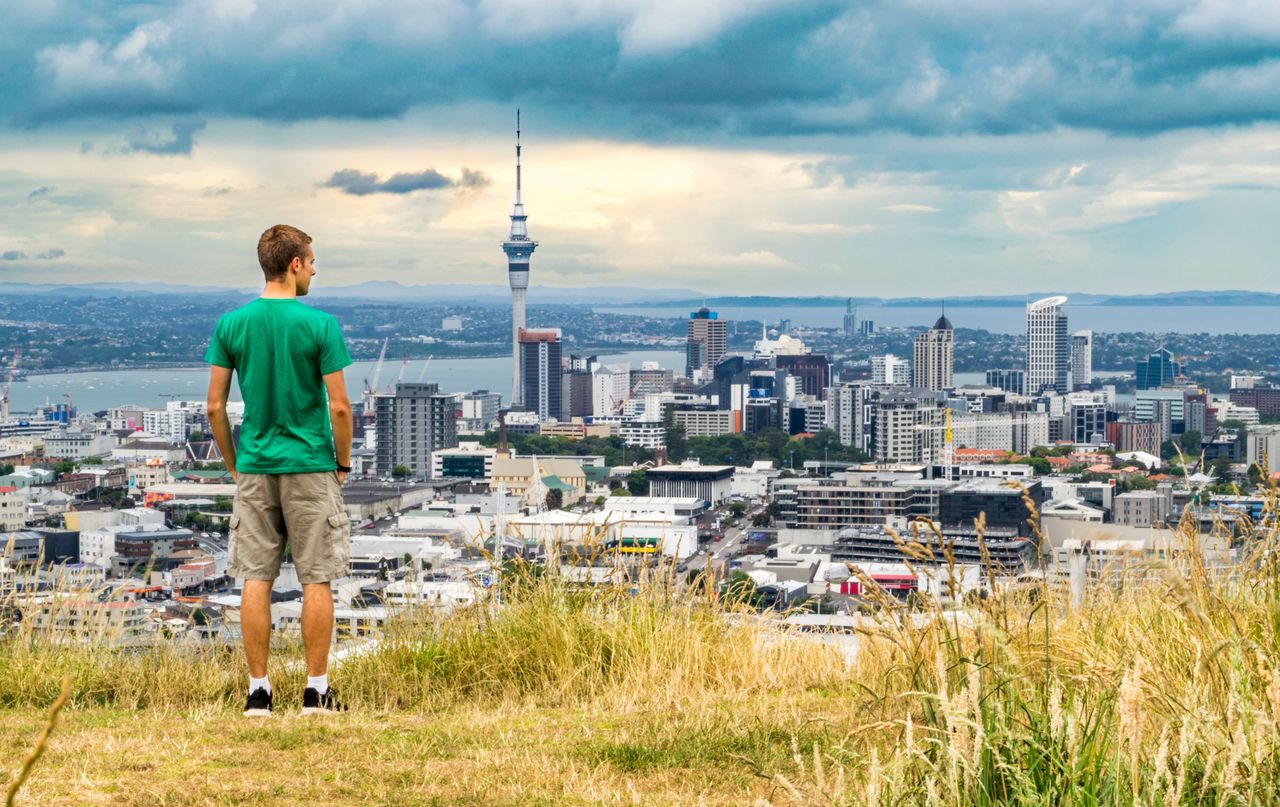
[228,471,350,584]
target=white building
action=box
[1247,425,1280,475]
[1027,296,1070,395]
[44,430,116,460]
[143,409,189,444]
[591,364,631,417]
[871,354,910,385]
[430,442,497,481]
[0,490,25,531]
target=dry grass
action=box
[8,493,1280,804]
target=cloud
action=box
[5,2,1280,136]
[26,186,52,201]
[881,203,940,213]
[322,167,491,196]
[1,251,28,261]
[124,120,206,155]
[36,249,65,260]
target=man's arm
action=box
[323,370,352,481]
[206,365,238,480]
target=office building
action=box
[646,461,734,505]
[629,364,673,396]
[1229,387,1280,418]
[985,368,1026,396]
[375,382,459,478]
[518,328,563,421]
[871,354,910,385]
[431,442,497,481]
[1108,420,1162,456]
[502,112,538,408]
[912,314,954,392]
[1135,348,1182,391]
[686,307,727,382]
[775,353,832,399]
[1071,330,1093,390]
[457,390,501,435]
[1026,296,1070,395]
[143,409,189,444]
[842,298,857,337]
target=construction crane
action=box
[1,348,20,421]
[415,355,434,383]
[395,353,410,388]
[363,338,389,407]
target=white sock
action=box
[249,675,271,695]
[307,674,329,695]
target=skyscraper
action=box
[686,307,726,382]
[518,328,563,421]
[502,111,538,409]
[912,314,954,391]
[1026,296,1070,395]
[842,298,857,337]
[1135,348,1182,390]
[1071,330,1093,390]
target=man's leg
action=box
[301,581,334,677]
[241,579,275,678]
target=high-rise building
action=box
[842,299,857,337]
[686,307,726,381]
[375,382,459,478]
[912,314,954,392]
[518,328,563,421]
[1071,330,1093,390]
[775,353,832,399]
[871,354,910,385]
[502,112,538,409]
[1026,296,1070,395]
[1135,348,1182,390]
[985,368,1026,396]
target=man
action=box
[205,224,354,717]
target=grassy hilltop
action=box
[6,523,1280,805]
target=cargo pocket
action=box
[327,512,350,577]
[228,514,242,569]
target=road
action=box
[683,503,767,575]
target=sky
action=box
[1,0,1279,297]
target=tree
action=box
[721,571,764,609]
[545,487,564,510]
[0,463,13,477]
[1178,430,1203,456]
[53,460,76,477]
[664,423,688,463]
[1025,456,1052,475]
[751,511,773,527]
[391,464,411,480]
[729,501,746,517]
[626,469,648,496]
[1210,456,1234,485]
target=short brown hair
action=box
[257,224,312,280]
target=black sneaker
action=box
[302,687,347,715]
[243,687,273,717]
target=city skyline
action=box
[1,2,1279,295]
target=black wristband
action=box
[336,464,352,473]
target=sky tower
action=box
[502,110,537,408]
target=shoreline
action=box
[19,346,684,377]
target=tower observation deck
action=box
[503,110,538,408]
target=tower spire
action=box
[515,109,522,206]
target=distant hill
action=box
[3,282,1278,307]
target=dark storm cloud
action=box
[4,1,1280,137]
[322,167,490,196]
[1,251,28,261]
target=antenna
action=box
[515,109,522,206]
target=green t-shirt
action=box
[203,298,352,474]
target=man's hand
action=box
[335,470,348,486]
